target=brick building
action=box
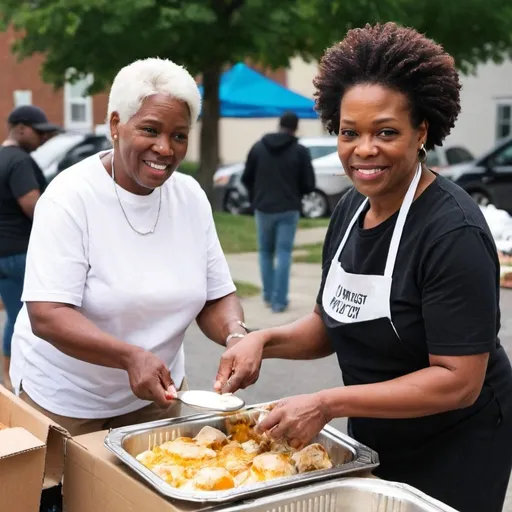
[0,28,109,138]
[0,28,288,141]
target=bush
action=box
[179,161,199,176]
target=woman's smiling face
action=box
[110,94,191,195]
[337,83,427,200]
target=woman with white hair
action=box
[9,58,250,436]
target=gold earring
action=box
[418,143,427,163]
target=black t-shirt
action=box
[0,146,47,257]
[317,175,512,451]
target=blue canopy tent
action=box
[198,63,318,119]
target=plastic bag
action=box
[480,205,512,254]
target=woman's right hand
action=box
[214,330,269,394]
[122,348,177,407]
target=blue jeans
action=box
[255,210,300,312]
[0,253,26,357]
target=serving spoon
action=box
[172,390,246,413]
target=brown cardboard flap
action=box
[65,441,137,512]
[0,430,46,512]
[65,432,202,512]
[43,425,67,488]
[0,385,69,488]
[0,385,69,440]
[0,427,45,459]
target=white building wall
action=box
[439,60,512,157]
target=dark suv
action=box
[441,137,512,211]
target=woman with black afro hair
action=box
[215,22,512,511]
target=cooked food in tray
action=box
[135,412,333,491]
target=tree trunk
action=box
[198,65,222,201]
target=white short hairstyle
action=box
[107,57,201,126]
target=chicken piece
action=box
[291,443,333,473]
[248,452,297,482]
[233,469,250,487]
[194,426,227,449]
[241,439,265,455]
[136,449,161,467]
[219,442,256,475]
[269,438,297,454]
[185,467,235,491]
[160,439,217,460]
[225,419,259,444]
[152,464,186,487]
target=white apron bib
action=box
[322,165,422,334]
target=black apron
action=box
[330,318,512,512]
[320,167,512,512]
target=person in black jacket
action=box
[241,112,315,313]
[0,105,59,389]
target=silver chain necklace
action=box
[111,153,162,236]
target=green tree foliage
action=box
[1,0,511,195]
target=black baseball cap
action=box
[8,105,62,133]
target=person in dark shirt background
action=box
[241,112,315,313]
[0,105,60,389]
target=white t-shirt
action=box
[10,152,236,419]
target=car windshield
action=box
[426,150,440,167]
[493,143,512,166]
[31,133,85,169]
[445,147,474,165]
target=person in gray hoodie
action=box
[242,112,315,312]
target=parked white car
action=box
[212,136,352,218]
[426,145,473,171]
[32,132,112,181]
[303,151,351,218]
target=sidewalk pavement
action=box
[227,226,327,329]
[294,227,328,246]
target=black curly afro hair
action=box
[313,22,461,150]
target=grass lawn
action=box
[293,243,323,264]
[234,280,261,298]
[214,212,329,254]
[214,213,259,253]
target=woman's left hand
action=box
[255,393,332,449]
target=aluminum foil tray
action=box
[218,478,458,512]
[104,402,379,504]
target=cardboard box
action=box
[64,430,206,512]
[0,426,46,512]
[0,385,69,489]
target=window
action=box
[64,72,93,133]
[445,147,474,165]
[496,104,512,141]
[13,90,32,107]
